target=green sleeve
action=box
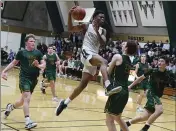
[38,51,43,62]
[144,69,153,77]
[15,51,22,61]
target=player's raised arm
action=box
[68,6,87,32]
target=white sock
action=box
[105,80,111,88]
[64,98,71,105]
[146,122,150,126]
[25,117,30,123]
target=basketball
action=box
[71,6,86,20]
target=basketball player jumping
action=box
[55,7,122,116]
[105,41,137,131]
[1,34,46,130]
[124,56,175,131]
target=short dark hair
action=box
[126,40,138,55]
[93,10,105,19]
[48,44,53,48]
[153,57,158,61]
[159,56,170,65]
[25,34,35,42]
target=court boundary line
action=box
[1,122,19,131]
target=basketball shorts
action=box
[144,90,162,113]
[104,89,129,116]
[81,48,98,76]
[19,77,38,93]
[140,81,150,91]
[46,71,56,82]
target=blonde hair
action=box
[25,34,35,42]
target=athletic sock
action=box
[105,80,110,88]
[64,98,71,105]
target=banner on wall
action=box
[137,1,166,26]
[113,34,169,43]
[108,1,137,26]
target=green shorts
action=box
[46,71,56,81]
[19,77,38,93]
[104,89,129,116]
[144,90,162,113]
[140,81,150,91]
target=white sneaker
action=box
[52,97,59,102]
[4,103,14,119]
[40,82,44,89]
[137,107,144,112]
[25,120,37,129]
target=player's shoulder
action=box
[34,49,43,55]
[113,54,122,59]
[17,50,24,54]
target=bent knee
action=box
[106,118,115,125]
[157,108,163,115]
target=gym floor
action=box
[1,68,175,131]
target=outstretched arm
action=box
[1,59,19,80]
[128,75,145,90]
[68,6,87,32]
[2,59,19,73]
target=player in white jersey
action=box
[55,7,122,116]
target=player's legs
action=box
[105,90,129,131]
[69,72,92,100]
[89,55,109,81]
[46,72,58,101]
[4,78,37,129]
[136,90,145,111]
[129,109,151,124]
[106,114,117,131]
[83,52,122,96]
[135,104,163,131]
[146,104,163,125]
[55,72,93,116]
[113,114,129,131]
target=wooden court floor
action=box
[1,68,176,131]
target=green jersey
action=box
[144,69,175,97]
[45,53,57,72]
[110,55,131,91]
[15,49,43,78]
[138,62,149,81]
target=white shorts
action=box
[81,48,98,76]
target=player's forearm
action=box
[129,76,144,89]
[37,63,46,70]
[68,13,73,31]
[2,61,17,73]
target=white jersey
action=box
[82,24,104,53]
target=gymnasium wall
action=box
[106,1,168,36]
[1,31,54,53]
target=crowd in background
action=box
[1,33,176,86]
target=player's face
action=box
[48,47,53,54]
[158,58,167,69]
[96,14,105,25]
[141,55,146,61]
[26,37,35,49]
